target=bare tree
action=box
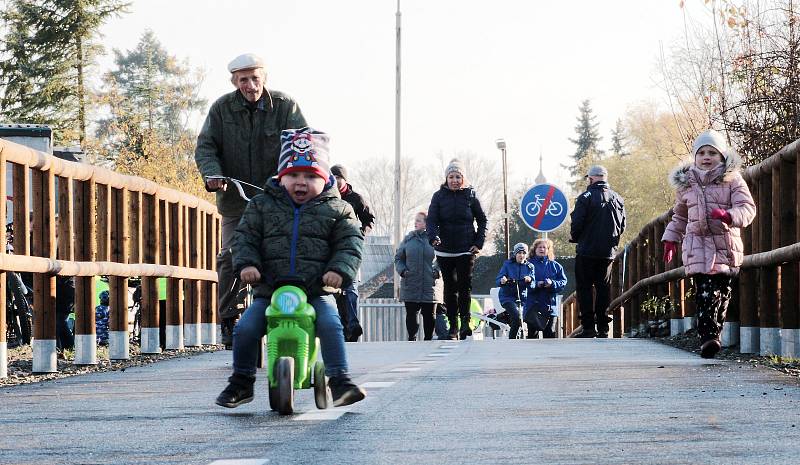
[661,0,800,162]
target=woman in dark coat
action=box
[395,212,444,340]
[426,159,488,340]
[525,238,567,339]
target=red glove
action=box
[663,241,677,264]
[710,208,732,225]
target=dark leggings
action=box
[693,274,733,343]
[501,301,522,339]
[527,316,557,339]
[405,302,436,341]
[437,254,476,329]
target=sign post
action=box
[519,183,569,233]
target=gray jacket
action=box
[394,229,443,303]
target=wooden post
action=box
[787,154,800,357]
[141,193,161,354]
[32,169,57,373]
[73,179,97,365]
[758,169,778,355]
[96,184,111,262]
[184,206,201,346]
[631,238,641,336]
[0,153,7,378]
[166,201,184,350]
[739,174,760,353]
[668,229,686,336]
[201,211,217,344]
[12,164,29,257]
[611,259,623,338]
[109,187,130,360]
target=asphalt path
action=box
[2,338,800,465]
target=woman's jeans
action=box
[405,302,436,340]
[437,254,476,328]
[232,295,348,378]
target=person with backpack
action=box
[426,159,488,340]
[569,165,626,338]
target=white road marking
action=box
[390,367,421,372]
[439,345,458,349]
[426,353,449,357]
[293,409,349,421]
[362,381,396,388]
[207,460,269,465]
[408,360,435,364]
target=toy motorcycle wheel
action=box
[313,360,330,409]
[268,383,278,411]
[276,356,295,415]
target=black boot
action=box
[329,374,367,407]
[458,316,472,340]
[215,373,255,408]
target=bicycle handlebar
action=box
[205,175,264,202]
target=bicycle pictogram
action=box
[524,194,564,217]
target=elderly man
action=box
[195,53,307,346]
[569,165,626,338]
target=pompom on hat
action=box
[445,158,466,178]
[692,129,729,160]
[277,127,331,181]
[228,53,265,73]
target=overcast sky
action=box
[98,0,707,189]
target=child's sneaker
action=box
[215,373,255,408]
[329,375,366,407]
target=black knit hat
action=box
[331,164,348,181]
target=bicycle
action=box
[4,222,32,348]
[524,194,564,217]
[205,175,263,348]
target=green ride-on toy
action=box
[266,277,331,415]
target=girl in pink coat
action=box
[662,129,756,359]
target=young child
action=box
[215,127,367,409]
[495,243,535,339]
[525,238,567,339]
[95,290,110,346]
[662,129,756,359]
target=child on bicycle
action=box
[495,243,535,339]
[215,127,367,409]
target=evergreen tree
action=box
[96,30,207,157]
[610,118,629,157]
[0,0,129,145]
[566,99,602,176]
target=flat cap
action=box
[586,165,608,177]
[228,53,265,73]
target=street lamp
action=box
[495,138,509,258]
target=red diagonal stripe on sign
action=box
[533,185,557,229]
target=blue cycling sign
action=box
[519,184,569,232]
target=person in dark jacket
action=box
[216,127,366,409]
[331,164,375,342]
[525,238,567,339]
[426,159,488,340]
[194,53,307,347]
[569,165,626,338]
[395,211,444,341]
[495,243,535,339]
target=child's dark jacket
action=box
[232,178,363,299]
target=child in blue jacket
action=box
[525,238,567,338]
[495,242,535,339]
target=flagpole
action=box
[393,0,402,299]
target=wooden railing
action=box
[562,138,800,357]
[0,139,220,377]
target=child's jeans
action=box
[693,273,733,343]
[232,295,348,378]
